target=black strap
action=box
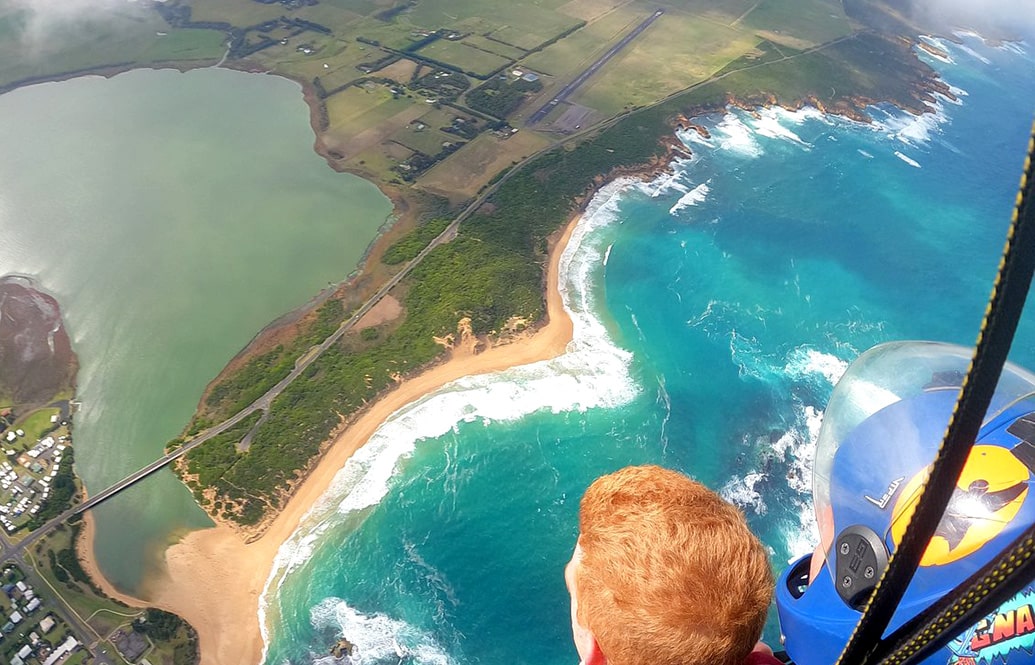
[875,521,1035,665]
[835,119,1035,665]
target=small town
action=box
[0,407,74,534]
[0,565,82,665]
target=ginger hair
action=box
[575,465,773,665]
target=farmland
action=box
[0,0,866,202]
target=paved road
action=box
[528,9,663,125]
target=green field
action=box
[521,6,644,77]
[572,9,761,115]
[417,39,512,77]
[740,0,853,47]
[404,0,581,47]
[12,408,60,445]
[0,5,225,91]
[463,35,528,60]
[391,123,459,155]
[325,83,415,135]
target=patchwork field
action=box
[0,0,862,200]
[417,130,550,201]
[323,84,422,152]
[417,39,512,77]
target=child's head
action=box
[566,465,773,665]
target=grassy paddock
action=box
[417,39,512,77]
[521,5,642,77]
[137,29,227,63]
[404,0,580,48]
[417,130,550,201]
[740,0,852,47]
[0,7,225,90]
[391,123,458,155]
[558,0,636,21]
[463,35,528,60]
[13,408,60,444]
[324,84,416,137]
[572,10,760,115]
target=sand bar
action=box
[78,213,580,665]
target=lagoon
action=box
[0,66,392,591]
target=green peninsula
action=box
[111,0,970,532]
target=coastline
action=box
[78,210,580,665]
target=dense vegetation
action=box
[182,29,947,527]
[382,218,452,265]
[466,76,543,118]
[45,522,105,596]
[134,609,200,665]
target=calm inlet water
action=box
[0,67,392,591]
[261,35,1035,665]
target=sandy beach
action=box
[78,212,579,665]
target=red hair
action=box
[576,465,773,665]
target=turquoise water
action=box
[261,34,1035,665]
[0,67,393,591]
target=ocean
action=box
[260,34,1035,665]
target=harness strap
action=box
[835,118,1035,665]
[875,520,1035,665]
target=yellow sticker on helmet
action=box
[891,445,1029,566]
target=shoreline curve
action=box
[77,211,580,665]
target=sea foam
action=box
[308,598,453,665]
[669,182,711,215]
[260,178,642,660]
[894,150,922,168]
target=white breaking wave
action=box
[721,471,768,516]
[783,346,849,387]
[872,102,950,146]
[308,598,452,665]
[998,40,1028,56]
[712,113,763,157]
[957,43,992,65]
[637,168,690,198]
[674,126,714,149]
[857,149,874,159]
[669,182,711,215]
[750,108,812,147]
[260,179,642,661]
[894,150,922,168]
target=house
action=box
[25,598,40,613]
[10,611,22,624]
[38,616,55,634]
[42,636,78,665]
[522,71,540,82]
[17,644,31,659]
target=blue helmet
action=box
[777,341,1035,665]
